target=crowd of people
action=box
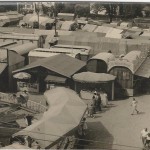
[87,89,108,118]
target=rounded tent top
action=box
[73,72,116,83]
[123,50,141,63]
[89,52,115,63]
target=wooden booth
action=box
[13,54,86,93]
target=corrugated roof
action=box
[13,54,86,78]
[135,57,150,78]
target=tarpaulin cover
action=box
[73,72,116,83]
[13,87,86,148]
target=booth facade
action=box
[87,52,115,73]
[108,50,148,98]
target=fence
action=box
[0,92,47,113]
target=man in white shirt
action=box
[131,98,139,115]
[141,128,149,146]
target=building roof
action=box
[135,57,150,78]
[0,41,16,48]
[0,33,40,40]
[82,24,97,32]
[13,54,86,78]
[0,63,7,74]
[123,51,141,63]
[9,42,37,55]
[105,28,123,39]
[89,52,115,63]
[94,26,113,34]
[73,72,116,83]
[61,21,75,31]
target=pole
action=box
[38,10,40,29]
[54,3,57,37]
[112,81,114,100]
[7,49,9,65]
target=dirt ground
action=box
[83,95,150,150]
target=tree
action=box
[55,2,65,14]
[90,2,106,14]
[75,4,90,18]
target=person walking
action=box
[92,93,97,114]
[88,104,95,118]
[80,118,88,136]
[131,98,139,115]
[101,90,108,108]
[97,92,102,111]
[141,128,149,147]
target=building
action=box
[13,54,86,93]
[87,52,115,73]
[0,49,25,92]
[108,50,148,98]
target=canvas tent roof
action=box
[60,21,75,31]
[13,54,86,78]
[82,24,97,32]
[73,72,116,83]
[105,28,123,39]
[89,52,115,63]
[9,42,37,55]
[94,26,113,34]
[13,87,86,148]
[123,50,141,63]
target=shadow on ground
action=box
[78,121,114,149]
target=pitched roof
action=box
[135,57,150,78]
[13,54,86,78]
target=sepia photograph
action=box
[0,0,150,149]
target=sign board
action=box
[17,81,39,93]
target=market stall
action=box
[72,72,116,100]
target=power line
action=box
[0,126,143,149]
